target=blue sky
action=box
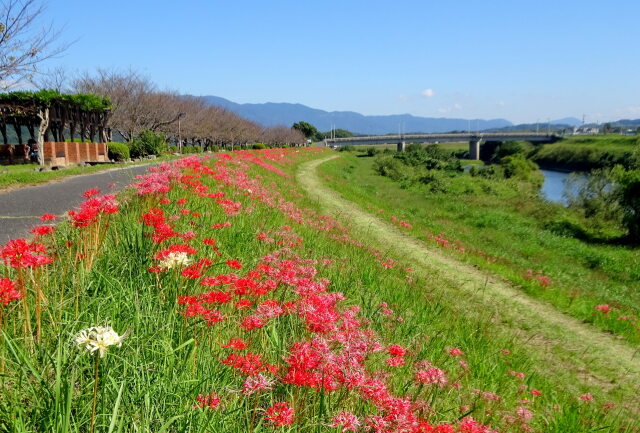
[40,0,640,123]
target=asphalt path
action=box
[0,164,154,242]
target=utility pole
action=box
[177,112,186,153]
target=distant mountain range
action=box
[201,96,581,135]
[200,96,584,134]
[199,96,503,134]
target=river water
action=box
[540,169,585,205]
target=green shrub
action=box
[128,130,167,158]
[338,145,356,152]
[500,155,544,187]
[107,142,130,162]
[469,164,504,180]
[418,170,447,192]
[168,145,178,153]
[252,143,267,150]
[365,147,380,157]
[373,155,408,181]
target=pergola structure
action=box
[0,90,111,165]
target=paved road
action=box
[0,165,153,242]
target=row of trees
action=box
[72,70,305,149]
[0,0,305,149]
[292,121,354,142]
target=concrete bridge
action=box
[324,132,556,160]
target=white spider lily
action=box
[75,326,130,358]
[160,251,192,269]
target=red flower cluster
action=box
[264,401,295,427]
[192,392,221,410]
[30,225,55,237]
[0,238,53,268]
[0,277,21,305]
[68,194,119,227]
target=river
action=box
[540,169,585,205]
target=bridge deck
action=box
[325,132,555,146]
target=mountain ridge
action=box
[200,96,514,135]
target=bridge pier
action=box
[469,138,481,160]
[397,141,405,152]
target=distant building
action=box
[572,126,600,135]
[624,129,637,136]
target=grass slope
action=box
[317,153,640,345]
[0,149,637,432]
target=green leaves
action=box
[0,89,112,112]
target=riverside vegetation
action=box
[0,148,638,432]
[320,144,640,344]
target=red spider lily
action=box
[580,393,594,402]
[0,277,21,305]
[202,238,217,246]
[192,392,221,410]
[240,315,264,331]
[508,370,525,379]
[264,401,294,427]
[142,208,165,226]
[226,259,242,269]
[68,194,119,227]
[221,352,269,376]
[82,188,100,198]
[386,356,405,367]
[331,412,360,432]
[198,290,232,304]
[242,373,275,395]
[447,347,464,357]
[388,344,406,357]
[212,222,232,229]
[0,238,53,268]
[30,225,55,237]
[415,367,447,387]
[154,244,197,261]
[39,213,56,222]
[236,299,253,309]
[595,304,611,314]
[222,338,248,350]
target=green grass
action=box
[0,155,181,191]
[532,135,640,170]
[0,149,637,432]
[318,153,640,344]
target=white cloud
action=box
[421,88,435,98]
[398,93,410,101]
[437,103,462,114]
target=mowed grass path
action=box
[297,155,640,404]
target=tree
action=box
[292,121,318,140]
[615,168,640,242]
[0,0,65,88]
[73,70,182,141]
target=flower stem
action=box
[90,354,100,433]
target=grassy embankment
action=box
[317,152,640,345]
[0,149,638,432]
[531,135,639,170]
[0,155,180,191]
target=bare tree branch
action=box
[0,0,68,89]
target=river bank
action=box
[318,152,640,344]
